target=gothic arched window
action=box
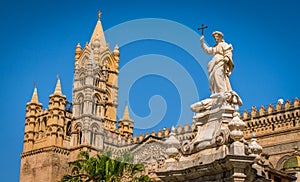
[90,124,99,146]
[66,121,72,136]
[77,94,84,116]
[75,123,82,146]
[79,73,85,87]
[92,94,101,116]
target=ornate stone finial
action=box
[165,128,180,158]
[98,10,101,21]
[114,44,120,56]
[228,112,246,141]
[249,136,263,161]
[75,43,82,62]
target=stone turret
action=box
[47,77,66,147]
[24,86,43,152]
[118,103,134,138]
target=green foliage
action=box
[60,151,154,182]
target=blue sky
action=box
[1,0,300,181]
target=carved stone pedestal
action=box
[156,155,267,182]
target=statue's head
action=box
[212,31,224,42]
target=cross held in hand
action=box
[197,24,208,36]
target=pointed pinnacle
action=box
[54,77,62,95]
[31,86,39,103]
[121,103,132,121]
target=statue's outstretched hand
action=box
[200,35,204,42]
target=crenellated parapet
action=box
[103,123,194,150]
[243,98,300,139]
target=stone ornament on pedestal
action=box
[164,126,180,170]
[228,112,246,155]
[165,126,180,158]
[248,134,263,160]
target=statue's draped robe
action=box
[201,40,234,94]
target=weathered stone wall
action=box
[20,148,69,182]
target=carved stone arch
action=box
[66,121,72,136]
[276,154,292,170]
[57,127,63,135]
[90,123,100,146]
[76,93,84,115]
[90,122,100,131]
[58,111,64,117]
[93,72,101,87]
[78,50,91,68]
[35,118,40,132]
[92,93,102,116]
[75,68,86,79]
[73,122,83,131]
[78,71,86,87]
[76,93,84,102]
[100,51,116,71]
[73,122,83,145]
[47,127,52,133]
[42,117,47,131]
[93,93,102,103]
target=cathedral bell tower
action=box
[71,11,120,149]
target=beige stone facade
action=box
[20,13,300,182]
[243,98,300,170]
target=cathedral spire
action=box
[90,11,106,48]
[30,86,39,103]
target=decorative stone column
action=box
[228,112,246,155]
